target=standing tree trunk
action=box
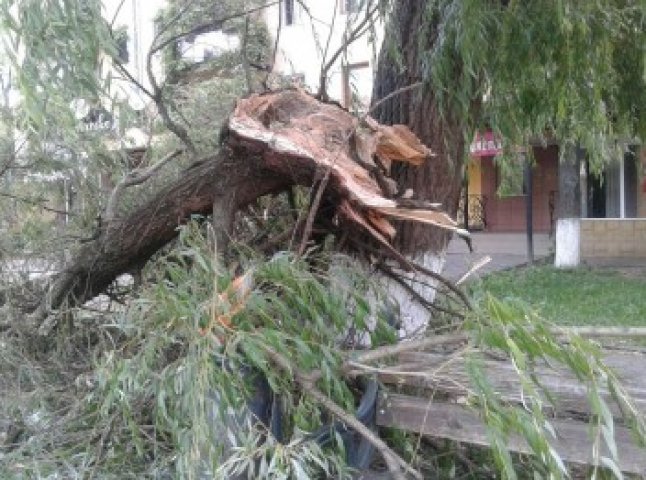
[554,144,582,268]
[370,1,469,334]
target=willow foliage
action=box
[0,0,113,133]
[410,0,646,163]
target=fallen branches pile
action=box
[27,89,463,331]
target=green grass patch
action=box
[472,266,646,327]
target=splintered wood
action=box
[366,117,433,167]
[226,89,463,258]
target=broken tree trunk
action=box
[28,89,461,330]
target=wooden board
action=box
[377,394,646,476]
[377,351,646,416]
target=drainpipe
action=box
[580,160,587,218]
[463,171,469,232]
[131,0,141,83]
[524,154,534,264]
[620,153,626,218]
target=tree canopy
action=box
[380,1,645,162]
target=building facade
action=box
[577,147,646,263]
[465,139,559,234]
[464,136,646,264]
[263,0,381,110]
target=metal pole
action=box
[464,171,469,231]
[524,157,534,264]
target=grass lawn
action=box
[472,265,646,327]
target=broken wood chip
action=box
[375,124,434,166]
[375,207,460,233]
[366,210,397,241]
[339,200,411,268]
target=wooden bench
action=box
[375,349,646,475]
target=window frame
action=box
[339,0,360,15]
[282,0,296,26]
[342,61,370,110]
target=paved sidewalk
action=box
[443,232,553,281]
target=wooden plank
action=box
[377,394,646,476]
[377,351,646,416]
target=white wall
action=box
[263,1,383,108]
[101,1,384,111]
[102,0,167,110]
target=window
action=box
[340,0,360,14]
[283,0,295,25]
[496,156,527,197]
[113,26,129,63]
[116,36,129,63]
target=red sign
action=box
[470,131,502,157]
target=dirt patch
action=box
[598,266,646,281]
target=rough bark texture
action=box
[31,150,286,327]
[372,1,468,255]
[557,144,582,218]
[29,90,457,328]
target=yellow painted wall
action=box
[467,158,482,195]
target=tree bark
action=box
[372,1,467,255]
[30,149,288,328]
[554,144,583,268]
[557,144,582,219]
[369,1,471,334]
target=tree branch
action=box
[241,15,254,94]
[378,263,466,320]
[353,333,469,365]
[367,81,424,117]
[111,59,155,101]
[0,191,70,216]
[318,0,339,95]
[264,347,422,480]
[401,260,474,310]
[149,1,281,59]
[263,0,283,89]
[104,148,183,222]
[0,137,28,179]
[318,0,380,100]
[145,45,196,155]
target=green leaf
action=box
[600,456,624,480]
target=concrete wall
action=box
[580,219,646,259]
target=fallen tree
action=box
[29,89,463,331]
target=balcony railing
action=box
[457,194,487,231]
